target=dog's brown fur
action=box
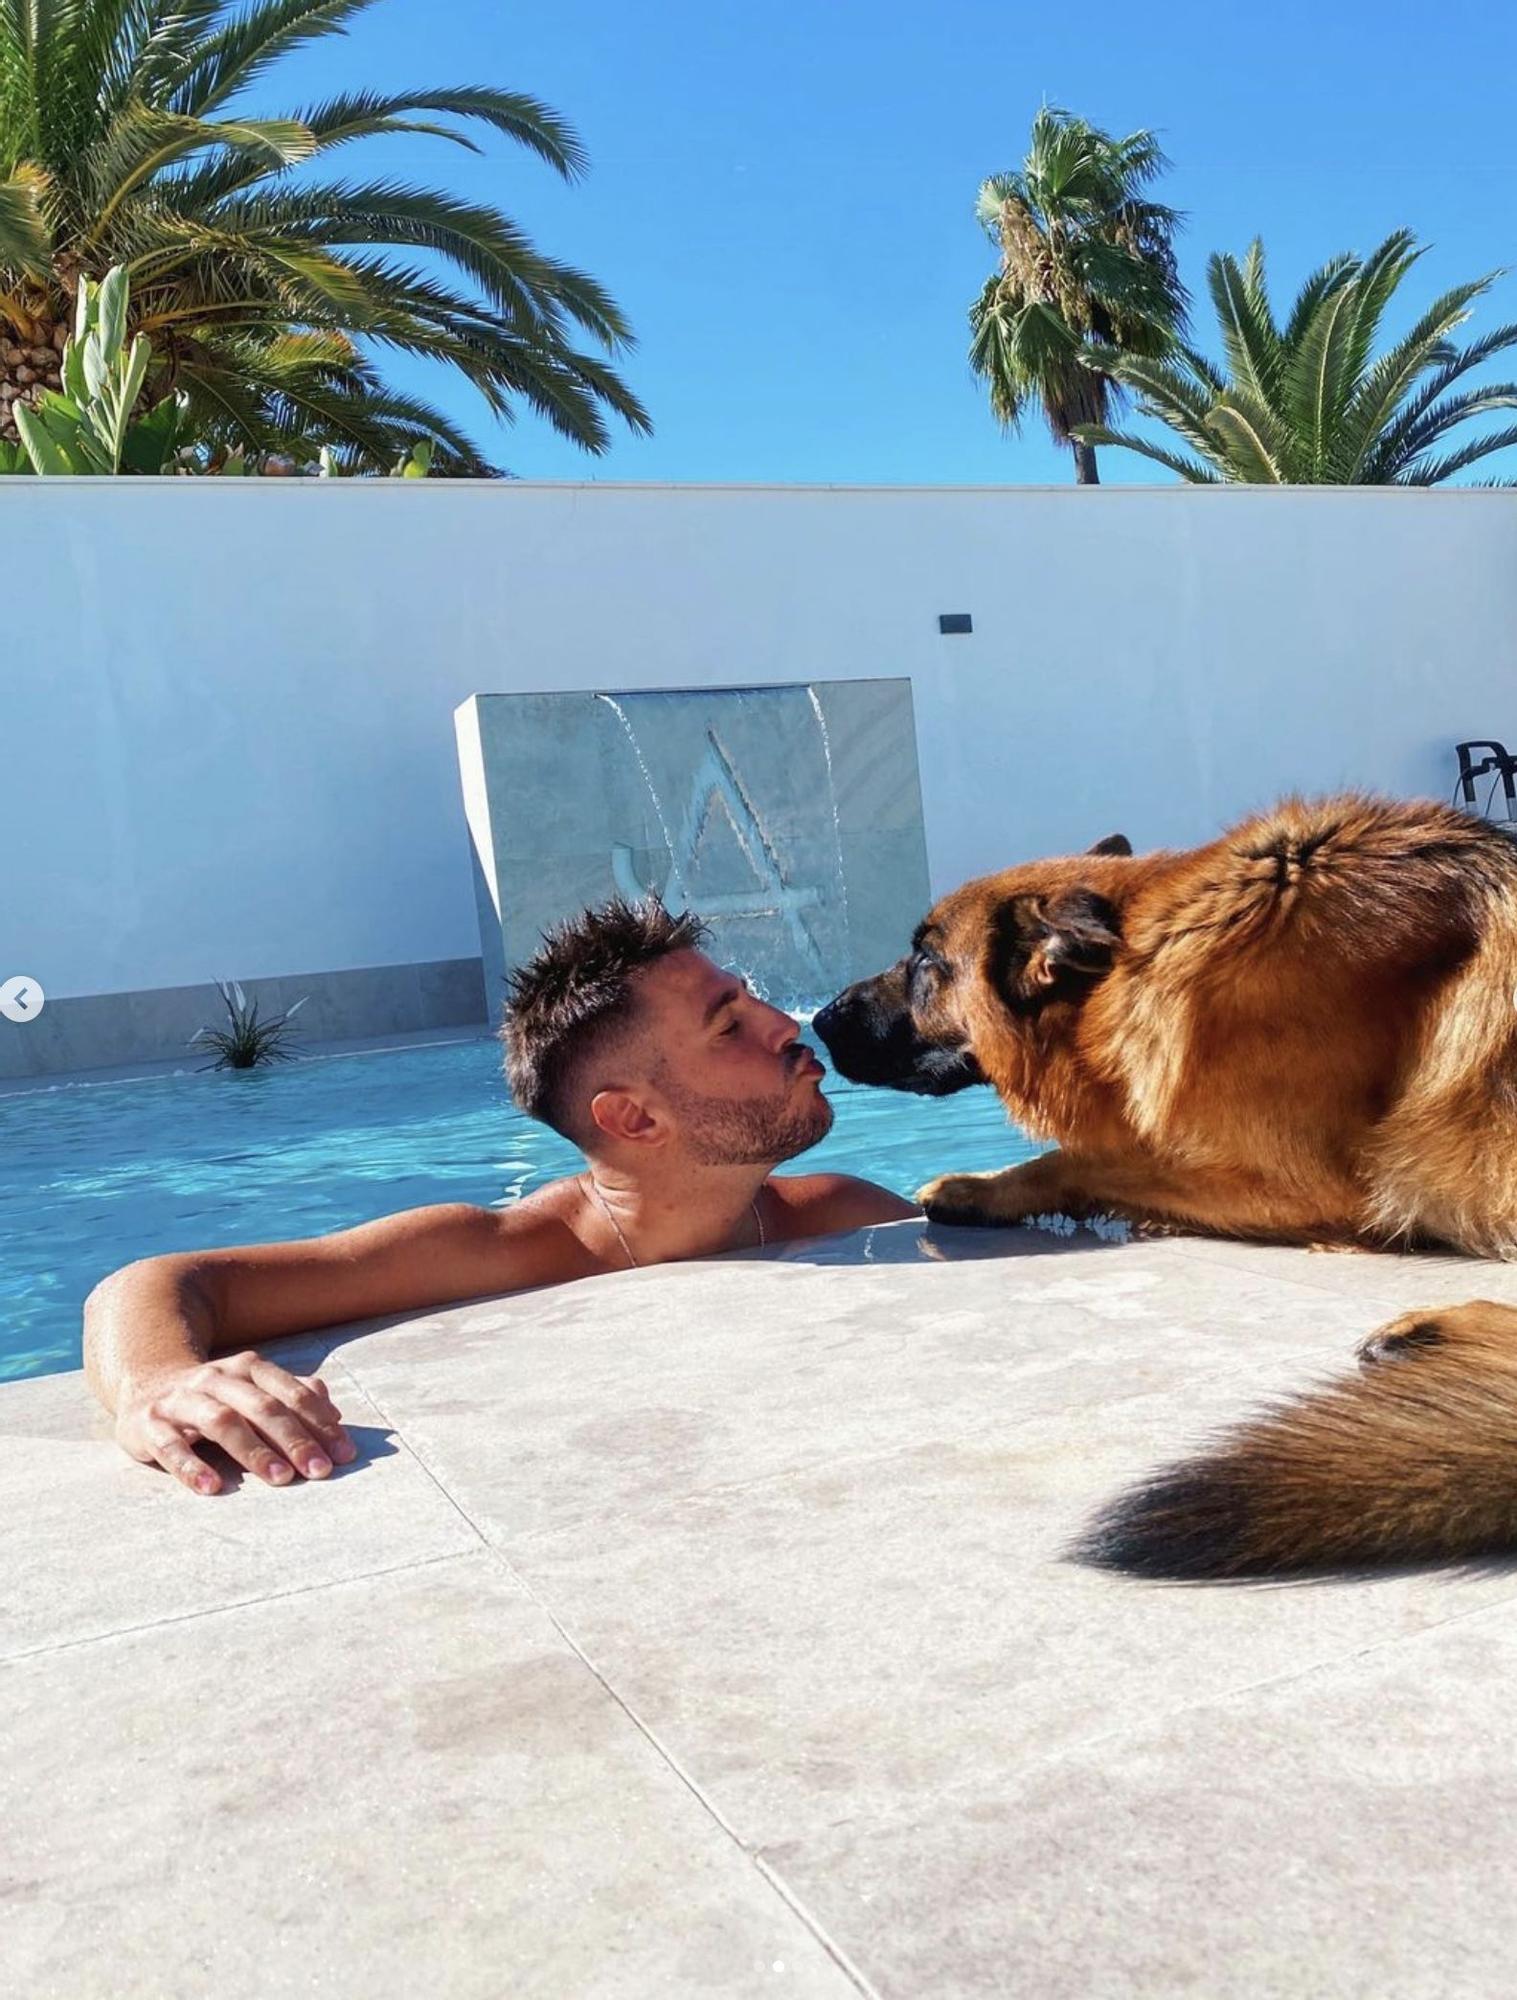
[813,792,1517,1578]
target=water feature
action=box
[454,678,930,1013]
[806,684,853,970]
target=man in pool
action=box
[83,898,919,1497]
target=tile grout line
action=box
[338,1359,884,2000]
[3,1546,476,1665]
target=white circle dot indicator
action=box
[0,975,45,1023]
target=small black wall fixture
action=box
[1456,740,1517,818]
[938,613,973,635]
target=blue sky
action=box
[271,0,1517,484]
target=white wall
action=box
[3,479,1515,999]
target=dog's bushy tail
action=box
[1073,1302,1517,1580]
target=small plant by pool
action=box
[1,1034,1042,1383]
[188,979,310,1071]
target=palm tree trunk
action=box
[0,320,67,440]
[1072,440,1100,484]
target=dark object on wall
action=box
[1456,740,1517,819]
[938,613,973,635]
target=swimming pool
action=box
[1,1033,1041,1382]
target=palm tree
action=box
[0,0,651,472]
[969,107,1187,484]
[1072,232,1517,484]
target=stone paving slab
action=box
[755,1592,1517,2000]
[0,1341,479,1659]
[316,1232,1398,1548]
[492,1404,1517,1848]
[8,1219,1517,1996]
[1159,1229,1517,1313]
[6,1555,859,2000]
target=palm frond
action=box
[1379,383,1517,474]
[1206,243,1281,406]
[1279,253,1357,350]
[1281,277,1359,477]
[1203,390,1292,482]
[1364,367,1517,481]
[1071,235,1185,336]
[1070,420,1220,482]
[82,106,316,237]
[166,80,589,214]
[967,272,1029,432]
[1333,276,1492,478]
[1397,421,1517,486]
[295,85,588,178]
[0,162,52,273]
[973,173,1020,240]
[189,180,610,340]
[88,0,225,115]
[1098,349,1224,460]
[167,0,374,117]
[1334,230,1427,415]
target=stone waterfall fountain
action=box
[454,678,931,1015]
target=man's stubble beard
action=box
[652,1059,835,1167]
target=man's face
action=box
[627,949,835,1165]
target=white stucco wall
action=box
[3,479,1514,1000]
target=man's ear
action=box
[1023,889,1123,993]
[588,1087,664,1147]
[1087,833,1132,857]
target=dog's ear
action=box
[993,889,1122,1007]
[1087,833,1132,857]
[1034,889,1122,982]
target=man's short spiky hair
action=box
[501,897,709,1141]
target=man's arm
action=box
[84,1201,585,1497]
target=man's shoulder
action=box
[766,1172,921,1236]
[489,1178,600,1278]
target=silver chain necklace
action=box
[583,1174,765,1268]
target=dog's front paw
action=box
[916,1172,1009,1228]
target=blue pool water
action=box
[1,1033,1041,1382]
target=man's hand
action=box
[113,1352,357,1496]
[84,1203,582,1497]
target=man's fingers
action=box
[125,1363,358,1496]
[248,1358,355,1459]
[136,1414,225,1495]
[203,1372,350,1481]
[298,1374,358,1462]
[177,1392,298,1488]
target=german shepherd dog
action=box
[812,793,1517,1580]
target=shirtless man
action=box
[83,898,918,1496]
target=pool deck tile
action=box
[0,1341,482,1660]
[9,1220,1517,1996]
[7,1555,860,2000]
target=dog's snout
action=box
[812,995,844,1046]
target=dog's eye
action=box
[909,953,946,1003]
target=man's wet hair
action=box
[501,896,709,1143]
